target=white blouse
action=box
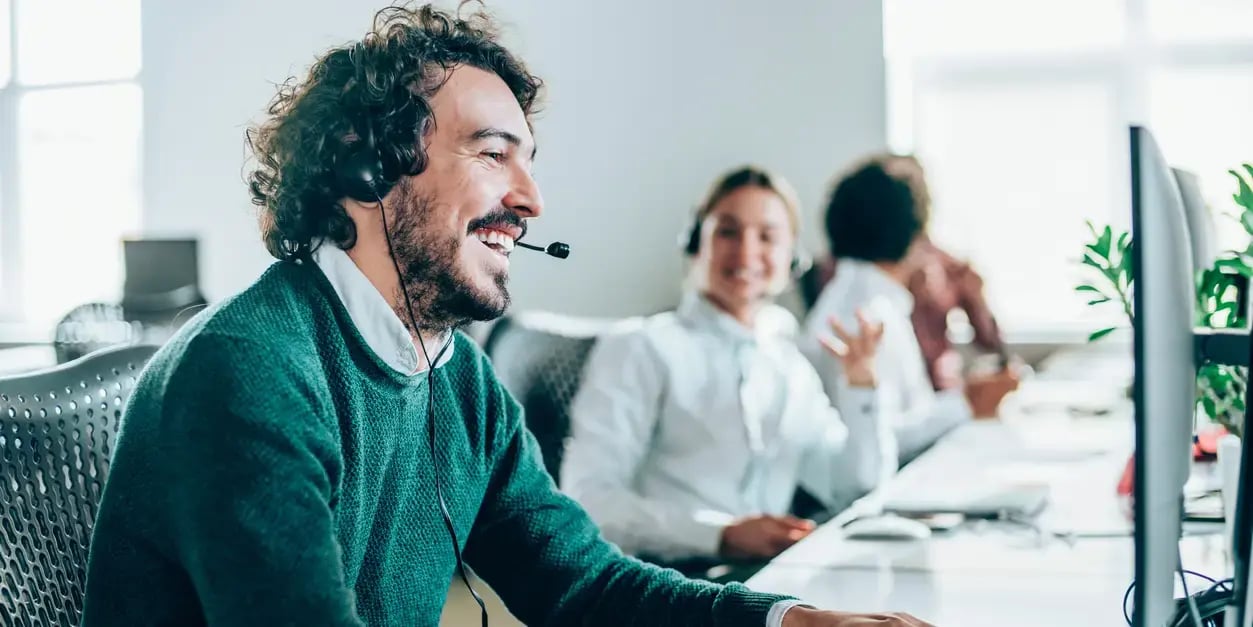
[561,290,895,561]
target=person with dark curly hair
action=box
[79,3,933,627]
[800,155,1019,465]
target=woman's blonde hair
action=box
[683,165,802,255]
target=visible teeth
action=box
[473,229,515,253]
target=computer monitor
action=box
[1172,167,1218,274]
[1129,126,1199,627]
[122,238,200,297]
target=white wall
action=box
[142,0,886,318]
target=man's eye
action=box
[483,151,506,162]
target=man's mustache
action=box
[467,209,526,240]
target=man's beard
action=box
[385,180,511,337]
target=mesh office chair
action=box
[0,344,157,626]
[483,312,641,483]
[51,303,139,365]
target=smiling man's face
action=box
[385,65,544,331]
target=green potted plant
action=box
[1078,165,1252,437]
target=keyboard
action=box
[879,421,1056,519]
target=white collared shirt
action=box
[800,258,971,463]
[311,243,454,375]
[561,290,895,561]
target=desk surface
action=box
[747,555,1211,627]
[747,370,1229,626]
[0,345,57,376]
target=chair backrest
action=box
[484,311,641,482]
[0,344,158,626]
[51,303,138,365]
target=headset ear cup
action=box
[334,113,393,202]
[334,144,388,201]
[680,211,702,256]
[685,218,701,255]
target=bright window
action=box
[0,0,143,326]
[885,0,1253,335]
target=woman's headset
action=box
[679,206,812,279]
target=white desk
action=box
[0,345,57,376]
[747,374,1230,627]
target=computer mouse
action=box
[841,514,933,541]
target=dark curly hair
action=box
[246,1,543,261]
[823,154,928,263]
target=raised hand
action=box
[818,309,884,389]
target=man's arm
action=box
[954,263,1004,353]
[465,379,793,627]
[560,331,736,560]
[159,335,362,626]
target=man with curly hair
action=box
[80,4,933,626]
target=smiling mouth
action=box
[726,269,762,281]
[472,228,517,256]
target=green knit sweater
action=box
[81,260,791,626]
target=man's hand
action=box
[818,310,884,389]
[718,515,815,560]
[963,368,1021,418]
[931,349,964,391]
[782,606,936,627]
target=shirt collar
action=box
[675,289,797,346]
[840,258,915,314]
[311,243,455,376]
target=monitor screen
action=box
[122,238,200,296]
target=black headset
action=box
[333,109,403,202]
[680,206,812,278]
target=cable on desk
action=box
[1176,546,1205,627]
[1121,568,1232,627]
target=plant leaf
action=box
[1232,168,1253,212]
[1201,396,1219,420]
[1088,327,1117,342]
[1097,225,1113,258]
[1088,297,1112,305]
[1118,231,1132,253]
[1118,240,1135,282]
[1243,211,1253,237]
[1216,257,1253,279]
[1075,284,1105,295]
[1082,251,1107,271]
